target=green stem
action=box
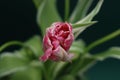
[42,65,51,80]
[64,0,70,21]
[86,29,120,52]
[0,41,25,52]
[70,56,84,75]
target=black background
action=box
[0,0,120,80]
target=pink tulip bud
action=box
[40,22,74,62]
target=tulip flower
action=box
[40,22,74,62]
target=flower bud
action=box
[40,22,74,62]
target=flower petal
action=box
[43,34,52,51]
[41,22,74,62]
[53,46,74,62]
[40,48,52,62]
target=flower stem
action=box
[64,0,70,21]
[0,41,25,52]
[70,56,84,75]
[86,29,120,52]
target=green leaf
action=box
[73,21,97,39]
[76,47,120,74]
[69,0,94,23]
[33,0,44,8]
[52,62,67,79]
[69,55,96,75]
[73,0,104,38]
[70,39,86,54]
[23,35,43,58]
[92,47,120,61]
[10,67,42,80]
[76,0,104,23]
[0,53,29,77]
[76,46,120,74]
[37,0,62,35]
[77,46,120,74]
[77,57,96,74]
[0,35,43,78]
[72,21,97,28]
[59,75,75,80]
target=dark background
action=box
[0,0,120,80]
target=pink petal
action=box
[53,46,74,62]
[41,22,74,62]
[43,34,52,51]
[40,48,52,62]
[64,34,74,51]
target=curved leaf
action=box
[37,0,62,35]
[72,21,97,38]
[0,53,29,77]
[59,75,75,80]
[52,62,67,79]
[10,67,42,80]
[78,57,96,74]
[92,47,120,61]
[77,46,120,74]
[23,35,43,58]
[73,0,104,38]
[69,55,96,75]
[33,0,44,8]
[77,47,120,74]
[76,0,104,23]
[72,21,97,28]
[0,35,42,78]
[70,39,86,54]
[69,0,94,23]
